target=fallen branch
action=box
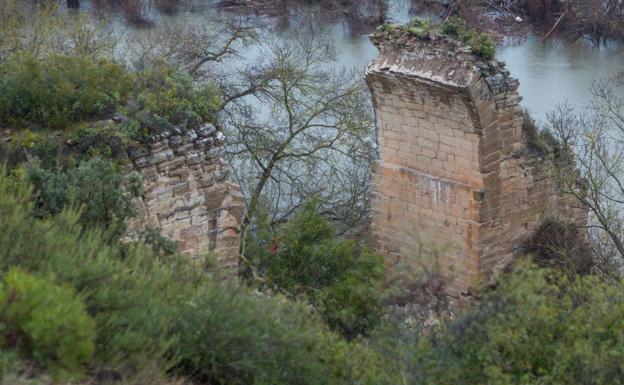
[542,5,569,41]
[482,0,505,14]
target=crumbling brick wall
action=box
[127,123,244,269]
[366,31,584,296]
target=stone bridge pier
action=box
[366,31,583,296]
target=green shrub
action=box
[246,200,385,337]
[173,280,385,385]
[521,108,563,160]
[376,23,399,33]
[440,16,465,37]
[469,32,496,60]
[0,171,176,371]
[0,269,95,380]
[373,262,624,385]
[25,157,142,238]
[408,18,435,38]
[440,16,473,41]
[0,171,388,384]
[65,124,131,162]
[131,66,221,135]
[0,53,133,129]
[317,270,384,338]
[439,16,496,59]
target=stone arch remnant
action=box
[365,30,585,297]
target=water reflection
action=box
[72,0,623,122]
[497,35,623,122]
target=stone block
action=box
[148,149,174,165]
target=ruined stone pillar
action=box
[366,30,583,296]
[127,123,244,269]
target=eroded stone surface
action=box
[366,30,585,297]
[127,123,244,269]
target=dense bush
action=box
[130,65,221,134]
[245,200,385,337]
[25,157,142,238]
[440,16,496,59]
[0,54,133,129]
[0,170,175,370]
[469,32,496,60]
[374,262,624,385]
[0,172,388,385]
[0,53,219,139]
[0,268,95,380]
[172,280,387,385]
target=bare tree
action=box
[566,0,624,45]
[0,0,119,62]
[129,20,279,113]
[221,28,375,242]
[0,0,62,61]
[547,78,624,275]
[130,20,255,78]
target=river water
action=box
[76,0,623,122]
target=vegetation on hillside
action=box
[0,1,624,385]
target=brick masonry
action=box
[366,30,585,296]
[127,123,244,269]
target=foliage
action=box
[64,124,132,162]
[468,32,496,60]
[133,226,180,258]
[376,23,399,33]
[0,170,176,370]
[131,65,221,135]
[0,53,219,141]
[425,264,571,385]
[172,279,386,385]
[407,18,435,38]
[0,171,389,385]
[0,53,133,129]
[440,16,467,38]
[521,108,559,158]
[24,157,142,238]
[246,200,385,337]
[373,262,624,385]
[440,16,496,59]
[316,270,384,338]
[0,268,95,380]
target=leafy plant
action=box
[469,32,496,60]
[0,53,133,129]
[246,200,385,337]
[373,261,624,385]
[131,65,221,135]
[408,18,435,38]
[0,171,389,385]
[25,157,142,238]
[0,268,95,380]
[439,16,496,59]
[376,23,399,33]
